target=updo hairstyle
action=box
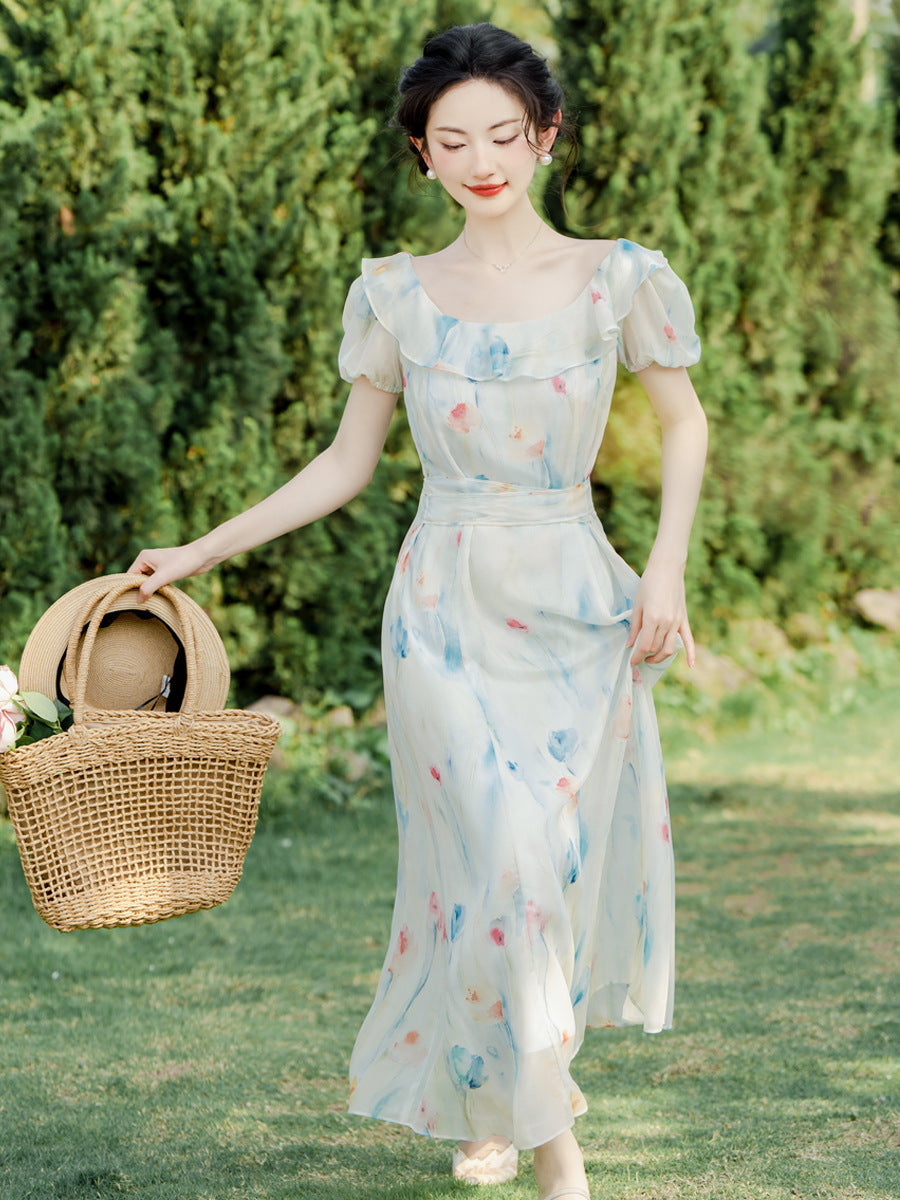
[395,23,576,178]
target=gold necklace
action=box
[462,220,545,273]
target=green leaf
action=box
[18,692,60,724]
[27,723,60,744]
[19,720,60,739]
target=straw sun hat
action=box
[18,573,230,713]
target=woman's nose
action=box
[470,143,496,178]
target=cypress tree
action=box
[0,0,476,703]
[763,0,900,605]
[126,0,346,688]
[548,0,695,253]
[665,1,813,622]
[5,0,897,697]
[878,0,900,297]
[548,0,792,620]
[0,0,172,660]
[545,0,706,634]
[335,0,469,259]
[550,0,900,623]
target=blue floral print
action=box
[338,238,700,1150]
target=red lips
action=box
[466,184,507,197]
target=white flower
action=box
[0,665,17,706]
[0,707,22,753]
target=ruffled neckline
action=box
[403,238,625,329]
[360,238,670,381]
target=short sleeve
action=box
[338,275,404,393]
[617,261,701,372]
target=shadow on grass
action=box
[1,772,898,1199]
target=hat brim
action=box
[18,573,230,712]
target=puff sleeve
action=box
[616,258,701,372]
[338,275,404,393]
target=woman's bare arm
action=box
[128,377,400,600]
[626,362,708,668]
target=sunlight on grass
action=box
[826,810,900,843]
[1,687,898,1199]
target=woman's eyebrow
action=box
[433,118,521,133]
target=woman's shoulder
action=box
[566,235,621,270]
[559,233,668,259]
[524,234,623,307]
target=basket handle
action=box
[65,576,203,724]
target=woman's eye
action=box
[438,135,519,151]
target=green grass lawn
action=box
[1,689,898,1199]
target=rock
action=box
[326,704,355,730]
[853,588,900,633]
[267,743,291,771]
[340,749,370,782]
[824,642,861,681]
[246,695,296,719]
[245,694,315,732]
[741,618,792,659]
[362,695,387,729]
[689,646,754,696]
[785,612,827,648]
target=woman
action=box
[130,23,707,1200]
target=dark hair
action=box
[395,23,576,178]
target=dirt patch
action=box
[833,1114,900,1149]
[723,889,779,918]
[652,1039,728,1085]
[777,921,829,951]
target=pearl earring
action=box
[426,167,437,180]
[538,153,553,166]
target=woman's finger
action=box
[681,617,696,668]
[125,554,162,601]
[646,628,678,663]
[136,573,162,603]
[124,553,168,600]
[626,602,643,649]
[630,622,662,667]
[128,551,159,576]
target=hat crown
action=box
[19,574,229,715]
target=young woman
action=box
[130,23,707,1200]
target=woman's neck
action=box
[460,197,545,266]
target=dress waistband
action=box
[417,477,595,526]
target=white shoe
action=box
[451,1140,518,1184]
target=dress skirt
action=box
[347,479,676,1150]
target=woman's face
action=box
[413,78,556,216]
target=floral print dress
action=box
[337,239,701,1150]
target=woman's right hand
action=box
[127,543,211,602]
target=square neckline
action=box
[402,238,624,329]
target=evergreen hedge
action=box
[1,0,898,706]
[552,0,900,629]
[0,0,459,704]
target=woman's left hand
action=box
[627,556,695,668]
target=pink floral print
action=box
[338,237,700,1148]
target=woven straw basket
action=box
[0,579,281,931]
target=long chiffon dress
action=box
[337,238,701,1151]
